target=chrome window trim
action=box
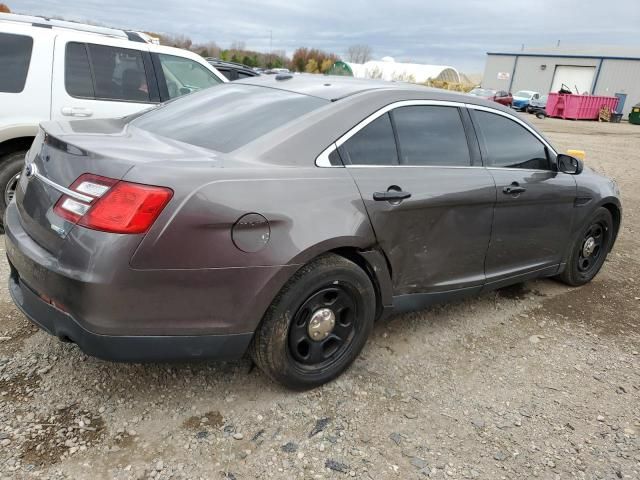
[34,172,94,203]
[314,99,558,168]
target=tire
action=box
[250,253,376,390]
[557,207,613,286]
[0,151,27,233]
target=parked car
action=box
[512,90,541,111]
[205,58,260,81]
[0,13,227,230]
[467,88,513,106]
[527,94,548,116]
[6,75,621,389]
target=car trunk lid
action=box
[15,118,220,254]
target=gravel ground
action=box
[0,116,638,480]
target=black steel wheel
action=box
[577,222,606,275]
[287,285,358,369]
[251,254,376,390]
[558,207,614,286]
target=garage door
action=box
[551,66,596,94]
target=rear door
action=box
[470,107,576,285]
[343,102,496,297]
[51,32,159,121]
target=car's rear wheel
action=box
[250,253,376,389]
[0,151,27,233]
[558,207,613,286]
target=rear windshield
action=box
[131,84,328,153]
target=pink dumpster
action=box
[546,93,619,120]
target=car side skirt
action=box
[390,264,560,314]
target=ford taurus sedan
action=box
[5,75,621,389]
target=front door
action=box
[470,108,576,285]
[340,104,496,297]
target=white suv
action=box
[0,13,227,229]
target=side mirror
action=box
[557,154,583,175]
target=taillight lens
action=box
[53,173,173,234]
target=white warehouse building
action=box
[482,46,640,116]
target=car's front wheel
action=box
[250,253,376,389]
[558,207,614,286]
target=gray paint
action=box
[5,75,622,361]
[593,59,640,114]
[483,53,640,116]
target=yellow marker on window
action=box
[567,149,586,160]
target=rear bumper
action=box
[4,201,298,361]
[8,270,252,361]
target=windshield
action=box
[469,88,495,97]
[132,84,328,153]
[514,91,533,98]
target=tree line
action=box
[145,33,373,72]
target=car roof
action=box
[235,74,465,102]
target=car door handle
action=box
[503,183,526,195]
[373,190,412,201]
[61,107,93,117]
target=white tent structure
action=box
[344,57,460,83]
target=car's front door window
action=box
[157,54,222,99]
[474,111,550,170]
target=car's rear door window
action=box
[391,106,471,166]
[339,113,398,166]
[474,110,550,170]
[0,32,33,93]
[65,42,95,98]
[65,42,151,102]
[131,84,328,153]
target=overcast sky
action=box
[10,0,640,72]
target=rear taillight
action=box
[53,174,173,234]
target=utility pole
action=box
[269,30,273,68]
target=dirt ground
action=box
[0,116,638,480]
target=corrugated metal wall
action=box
[594,59,640,116]
[482,55,516,92]
[511,57,599,94]
[483,54,640,116]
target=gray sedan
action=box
[5,75,621,389]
